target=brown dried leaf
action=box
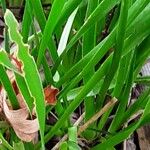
[0,89,39,142]
[44,85,59,105]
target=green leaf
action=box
[0,132,13,150]
[97,0,129,109]
[13,141,25,150]
[21,1,33,43]
[68,127,77,143]
[66,0,120,51]
[4,9,45,149]
[58,7,78,56]
[15,74,34,114]
[60,142,68,150]
[36,0,67,66]
[55,0,82,30]
[0,64,19,109]
[0,49,18,73]
[68,141,81,150]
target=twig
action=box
[78,97,117,135]
[123,110,143,150]
[127,110,143,123]
[74,112,85,126]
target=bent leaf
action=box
[0,89,39,142]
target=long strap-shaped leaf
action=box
[4,10,45,149]
[36,0,66,67]
[97,0,129,109]
[0,65,19,109]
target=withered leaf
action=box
[44,85,59,105]
[0,89,39,142]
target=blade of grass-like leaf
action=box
[97,0,129,109]
[56,31,115,92]
[55,38,105,87]
[38,1,150,147]
[28,0,57,64]
[57,53,112,101]
[128,0,149,23]
[36,0,66,66]
[56,7,79,114]
[30,21,54,85]
[33,21,54,85]
[109,50,135,133]
[67,81,114,100]
[0,65,19,109]
[134,35,150,77]
[137,96,150,126]
[92,122,138,149]
[0,0,6,12]
[63,73,116,101]
[29,0,58,84]
[82,0,98,138]
[98,51,133,130]
[122,88,150,124]
[112,52,132,97]
[124,5,150,57]
[42,56,54,85]
[15,74,34,114]
[55,0,82,31]
[0,132,13,150]
[5,10,45,149]
[43,2,148,144]
[28,0,46,31]
[55,8,79,92]
[57,8,78,56]
[21,1,32,43]
[58,18,150,100]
